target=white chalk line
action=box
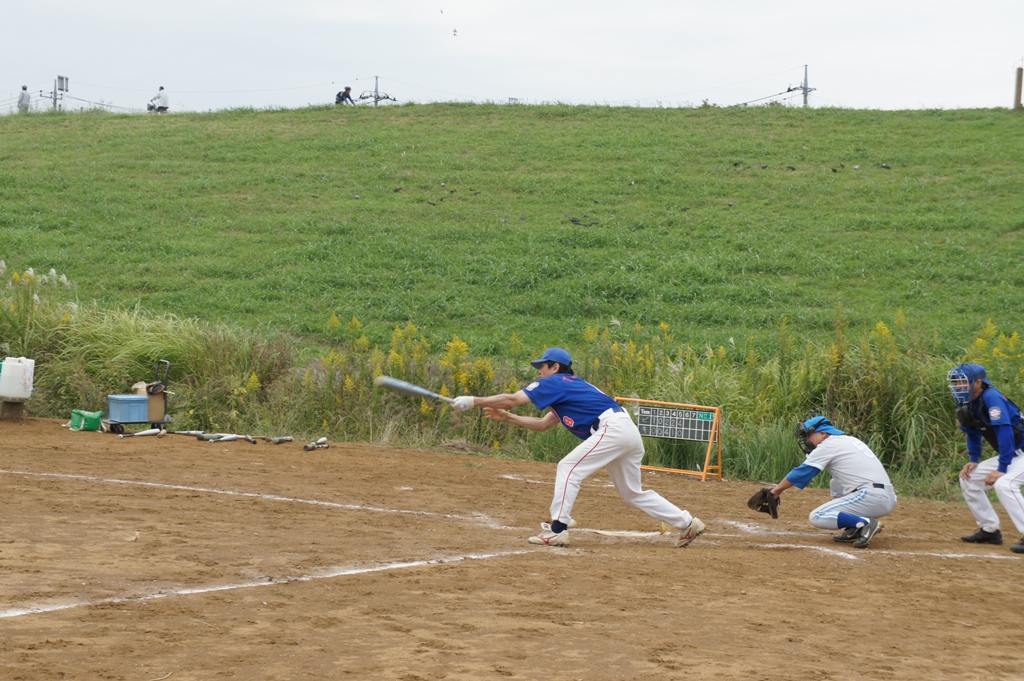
[754,543,861,560]
[499,473,615,489]
[718,518,822,538]
[0,550,529,620]
[0,469,510,529]
[871,549,1021,561]
[499,473,549,485]
[716,519,1022,561]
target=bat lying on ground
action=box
[256,436,293,444]
[303,436,329,451]
[118,428,164,439]
[374,376,454,404]
[197,433,256,444]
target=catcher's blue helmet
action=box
[947,363,992,404]
[794,415,844,453]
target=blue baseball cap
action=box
[530,347,572,368]
[802,415,844,436]
[956,363,994,388]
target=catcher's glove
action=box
[747,487,780,519]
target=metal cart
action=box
[103,359,173,434]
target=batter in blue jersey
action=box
[521,372,621,439]
[451,348,705,548]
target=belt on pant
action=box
[590,405,626,434]
[870,483,887,489]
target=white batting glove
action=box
[451,396,475,411]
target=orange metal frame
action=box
[615,397,722,481]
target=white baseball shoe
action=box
[529,522,569,546]
[675,517,706,548]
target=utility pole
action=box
[357,76,397,107]
[1014,66,1022,111]
[801,65,814,108]
[48,75,69,110]
[785,66,815,107]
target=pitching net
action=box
[614,398,723,481]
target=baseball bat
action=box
[374,376,454,404]
[119,428,162,439]
[205,434,257,444]
[256,436,293,444]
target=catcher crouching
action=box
[753,415,897,549]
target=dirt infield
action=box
[1,418,1022,680]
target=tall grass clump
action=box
[0,261,76,358]
[271,320,523,451]
[12,288,1024,500]
[563,311,1012,498]
[31,308,296,435]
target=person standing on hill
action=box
[17,85,30,113]
[765,415,896,548]
[336,86,355,106]
[948,363,1024,554]
[149,86,169,112]
[450,347,706,548]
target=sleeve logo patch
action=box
[562,416,575,427]
[526,381,539,391]
[989,407,1002,420]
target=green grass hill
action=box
[3,104,1022,356]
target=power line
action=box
[73,80,342,95]
[637,66,807,103]
[374,76,472,99]
[737,90,798,106]
[61,94,139,112]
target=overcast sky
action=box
[3,1,1023,114]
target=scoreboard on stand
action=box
[616,398,722,481]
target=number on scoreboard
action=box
[636,406,715,442]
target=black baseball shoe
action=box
[833,527,860,543]
[853,519,881,549]
[961,528,1003,545]
[1011,537,1024,554]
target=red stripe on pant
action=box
[555,423,607,522]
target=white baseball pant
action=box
[808,486,897,530]
[960,453,1024,535]
[549,410,692,529]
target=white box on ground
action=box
[0,357,35,402]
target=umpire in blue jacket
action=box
[948,363,1024,553]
